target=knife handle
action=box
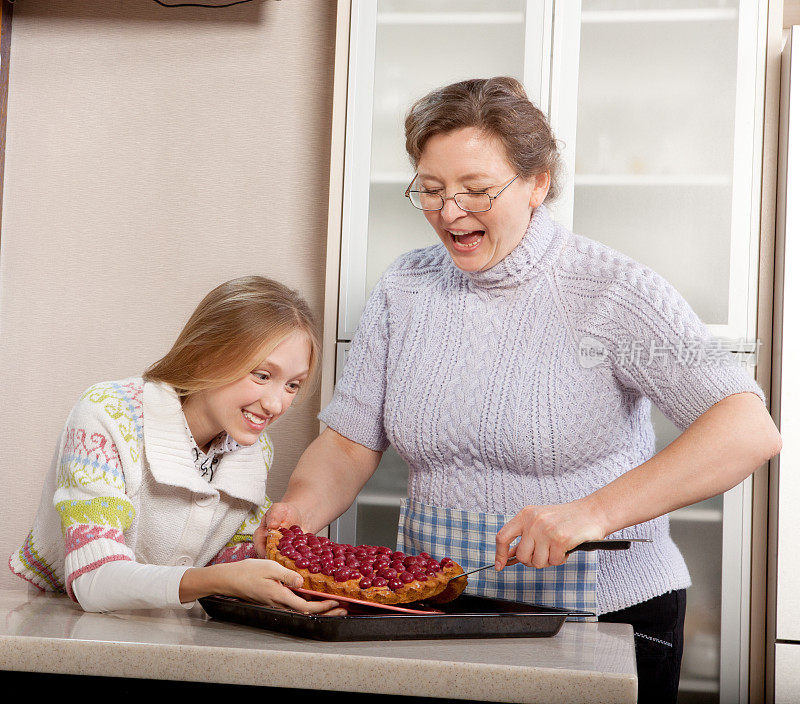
[566,539,632,554]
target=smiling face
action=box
[181,329,312,453]
[415,127,550,273]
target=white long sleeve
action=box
[71,560,193,612]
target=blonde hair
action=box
[404,76,561,202]
[143,276,320,401]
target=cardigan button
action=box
[176,556,192,567]
[194,494,217,507]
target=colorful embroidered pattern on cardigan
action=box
[80,380,143,464]
[58,428,125,492]
[8,532,63,591]
[56,497,135,534]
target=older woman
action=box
[255,77,781,703]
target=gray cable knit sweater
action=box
[319,204,766,613]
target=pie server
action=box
[448,538,653,582]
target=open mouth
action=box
[447,230,485,251]
[242,409,268,430]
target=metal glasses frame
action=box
[404,174,519,212]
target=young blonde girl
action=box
[9,276,344,615]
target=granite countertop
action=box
[0,588,637,703]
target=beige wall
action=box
[787,0,800,27]
[0,0,336,588]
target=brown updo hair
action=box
[404,76,561,203]
[143,276,320,402]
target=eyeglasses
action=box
[404,174,519,213]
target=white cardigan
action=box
[9,377,273,611]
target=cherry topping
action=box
[307,563,321,574]
[333,570,351,582]
[388,578,404,591]
[371,576,388,588]
[390,560,405,572]
[294,557,310,569]
[359,577,373,589]
[379,568,397,580]
[399,572,415,584]
[289,525,303,534]
[321,563,337,576]
[426,559,442,571]
[391,551,405,561]
[440,558,453,568]
[376,546,393,555]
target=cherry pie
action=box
[265,526,467,605]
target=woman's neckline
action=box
[457,204,559,292]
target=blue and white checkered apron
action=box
[397,498,597,616]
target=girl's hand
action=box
[218,559,346,616]
[253,502,307,558]
[494,499,607,570]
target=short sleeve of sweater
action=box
[567,249,766,431]
[318,276,391,452]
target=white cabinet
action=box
[325,3,770,702]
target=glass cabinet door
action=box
[334,0,553,544]
[555,2,767,702]
[338,0,550,340]
[559,0,762,344]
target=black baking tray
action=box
[198,593,594,641]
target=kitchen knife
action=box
[448,538,653,582]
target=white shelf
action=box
[377,12,524,26]
[670,506,724,523]
[679,676,721,693]
[574,173,732,187]
[357,491,404,508]
[582,9,738,24]
[371,171,414,185]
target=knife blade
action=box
[447,538,653,582]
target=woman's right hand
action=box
[253,502,306,557]
[214,559,346,616]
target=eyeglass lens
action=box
[410,191,492,212]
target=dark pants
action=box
[599,589,687,704]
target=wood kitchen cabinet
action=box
[321,2,774,702]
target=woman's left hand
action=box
[494,498,607,570]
